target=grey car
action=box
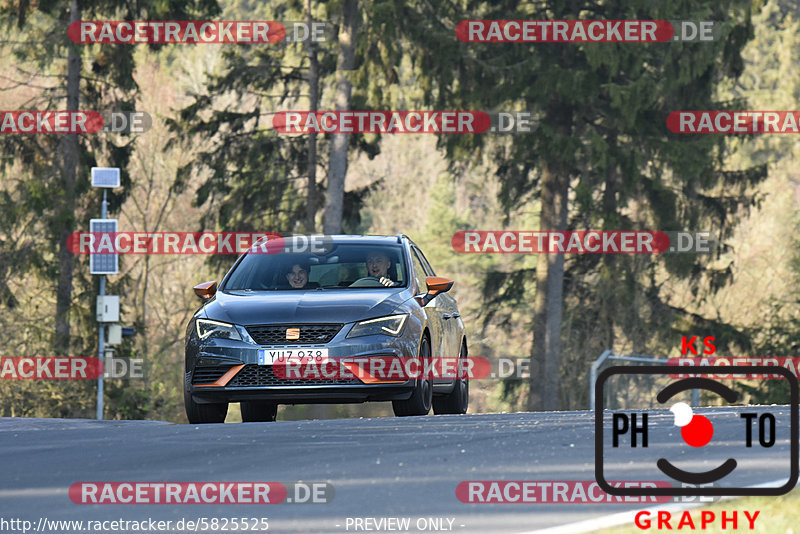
[184,234,468,423]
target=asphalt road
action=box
[0,406,793,534]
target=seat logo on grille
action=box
[285,328,300,340]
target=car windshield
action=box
[222,244,408,290]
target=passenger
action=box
[285,262,310,289]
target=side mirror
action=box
[193,280,217,300]
[416,276,454,307]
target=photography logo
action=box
[594,366,798,496]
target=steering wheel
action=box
[349,276,392,287]
[349,276,381,287]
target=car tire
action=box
[433,342,469,415]
[392,336,433,417]
[240,401,278,422]
[184,374,228,424]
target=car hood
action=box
[203,288,410,325]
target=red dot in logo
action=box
[681,415,714,447]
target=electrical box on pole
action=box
[96,296,120,322]
[106,324,122,345]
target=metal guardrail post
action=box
[590,350,613,411]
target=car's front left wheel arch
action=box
[433,338,469,415]
[392,331,433,416]
[184,374,228,424]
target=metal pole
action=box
[589,350,613,411]
[97,277,105,420]
[96,189,107,420]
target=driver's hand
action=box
[379,277,395,287]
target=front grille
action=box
[192,366,233,385]
[246,324,342,345]
[227,364,360,387]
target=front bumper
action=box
[190,383,415,404]
[186,328,418,405]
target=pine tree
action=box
[393,0,765,409]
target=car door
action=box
[409,246,446,363]
[413,247,461,360]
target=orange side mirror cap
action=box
[416,276,454,306]
[426,276,454,294]
[193,280,217,300]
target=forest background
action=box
[1,0,798,422]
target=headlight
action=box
[195,319,255,343]
[347,314,408,338]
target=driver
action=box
[366,252,398,287]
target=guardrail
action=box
[590,350,698,410]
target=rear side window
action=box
[409,248,428,292]
[412,247,437,276]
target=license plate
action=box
[257,348,329,365]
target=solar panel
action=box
[89,218,118,275]
[91,167,120,188]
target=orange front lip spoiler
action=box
[339,361,406,384]
[194,365,244,387]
